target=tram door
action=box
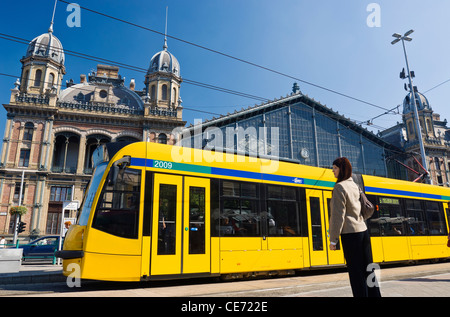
[306,189,327,266]
[306,189,344,266]
[323,191,345,265]
[150,174,210,276]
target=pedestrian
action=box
[0,236,5,248]
[329,157,381,297]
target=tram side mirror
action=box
[108,156,131,186]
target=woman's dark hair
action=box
[332,157,352,183]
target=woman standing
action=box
[329,157,381,297]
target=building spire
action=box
[163,6,168,50]
[49,0,58,33]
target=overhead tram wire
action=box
[424,78,450,94]
[56,0,395,114]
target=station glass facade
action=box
[181,94,405,180]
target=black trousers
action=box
[341,230,381,297]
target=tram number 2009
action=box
[154,160,173,169]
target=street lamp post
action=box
[391,30,430,184]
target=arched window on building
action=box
[52,133,80,174]
[408,121,414,137]
[427,118,432,134]
[22,70,29,90]
[162,84,168,100]
[434,157,441,171]
[172,87,177,104]
[151,85,156,100]
[48,73,55,89]
[34,69,42,87]
[23,122,34,142]
[84,135,110,174]
[158,133,167,144]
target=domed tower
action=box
[403,89,435,141]
[19,22,65,96]
[144,36,182,109]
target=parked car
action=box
[19,236,60,260]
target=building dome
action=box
[25,27,65,65]
[403,91,431,114]
[147,40,180,77]
[59,82,144,112]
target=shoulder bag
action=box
[359,188,374,220]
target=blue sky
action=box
[1,0,450,142]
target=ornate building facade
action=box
[0,24,185,237]
[380,89,450,186]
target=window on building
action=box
[434,157,441,171]
[23,122,34,141]
[48,73,55,89]
[46,207,61,235]
[172,88,177,104]
[151,85,156,100]
[19,149,30,167]
[427,119,432,132]
[408,121,414,136]
[157,133,167,144]
[34,69,42,86]
[22,70,29,90]
[162,84,168,100]
[13,182,25,205]
[52,134,80,174]
[50,186,73,202]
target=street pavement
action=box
[1,260,450,297]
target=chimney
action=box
[80,74,86,83]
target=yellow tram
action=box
[57,142,450,282]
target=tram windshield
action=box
[77,162,108,226]
[76,142,136,226]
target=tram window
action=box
[222,198,260,236]
[404,199,427,235]
[92,168,141,239]
[377,196,406,236]
[425,201,448,235]
[188,186,206,254]
[210,178,220,237]
[268,185,296,200]
[266,185,300,237]
[219,180,260,237]
[222,181,239,197]
[268,186,282,199]
[241,183,257,198]
[447,208,450,231]
[310,197,323,251]
[158,184,177,255]
[365,195,381,236]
